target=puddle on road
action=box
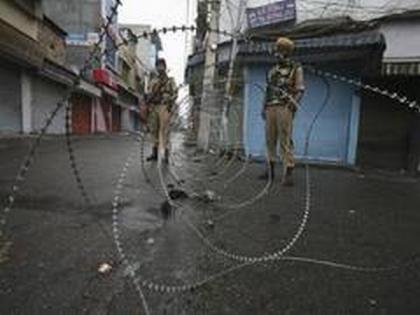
[119,188,191,232]
[120,206,162,232]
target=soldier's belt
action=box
[266,100,289,107]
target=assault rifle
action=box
[145,77,170,105]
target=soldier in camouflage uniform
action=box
[146,58,178,163]
[259,37,305,186]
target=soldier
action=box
[259,37,305,186]
[146,58,178,163]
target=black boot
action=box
[282,167,294,186]
[146,146,158,161]
[258,161,275,180]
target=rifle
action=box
[145,77,170,105]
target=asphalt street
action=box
[1,134,420,315]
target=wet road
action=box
[1,134,420,314]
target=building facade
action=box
[43,0,121,134]
[240,29,384,165]
[357,11,420,173]
[0,0,100,135]
[0,0,44,134]
[188,1,420,173]
[118,23,162,132]
[42,0,162,134]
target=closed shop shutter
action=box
[358,78,417,171]
[0,64,21,132]
[112,105,121,132]
[244,65,356,164]
[71,94,91,135]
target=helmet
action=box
[275,37,295,54]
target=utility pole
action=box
[224,0,246,100]
[197,0,220,151]
[221,0,246,152]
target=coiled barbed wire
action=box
[2,16,419,315]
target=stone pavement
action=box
[0,134,420,314]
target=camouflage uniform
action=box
[261,37,304,185]
[148,74,178,160]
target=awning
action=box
[102,85,118,98]
[38,60,77,86]
[187,31,385,68]
[117,81,139,109]
[382,62,420,76]
[297,32,385,49]
[76,80,102,98]
[239,31,385,55]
